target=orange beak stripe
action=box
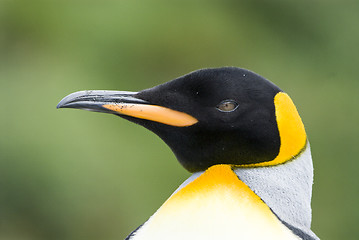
[102,103,198,127]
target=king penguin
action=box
[57,67,319,240]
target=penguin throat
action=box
[131,165,299,239]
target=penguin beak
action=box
[57,90,198,127]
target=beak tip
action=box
[56,102,62,109]
[57,98,68,109]
[57,91,84,109]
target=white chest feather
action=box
[130,165,299,240]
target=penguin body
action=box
[57,67,319,240]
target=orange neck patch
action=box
[239,92,307,167]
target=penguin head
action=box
[57,67,307,172]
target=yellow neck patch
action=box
[239,92,307,167]
[168,165,264,204]
[132,165,298,239]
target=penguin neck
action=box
[169,143,316,239]
[233,143,315,237]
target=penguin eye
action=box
[217,100,238,112]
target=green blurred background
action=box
[1,1,358,239]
